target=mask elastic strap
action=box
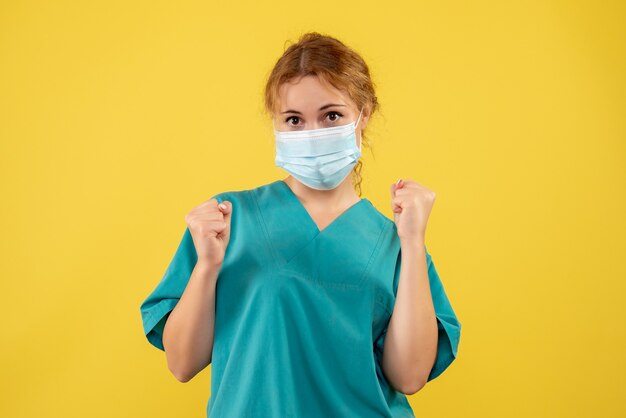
[355,108,363,128]
[356,107,363,152]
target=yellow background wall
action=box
[1,1,624,417]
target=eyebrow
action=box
[281,103,346,114]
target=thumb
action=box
[218,200,232,224]
[217,201,232,244]
[390,178,403,200]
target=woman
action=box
[140,32,461,417]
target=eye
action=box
[326,111,343,122]
[285,116,301,126]
[283,111,343,127]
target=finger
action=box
[390,178,403,198]
[218,200,232,223]
[391,196,404,212]
[393,187,410,196]
[398,179,424,189]
[218,200,231,212]
[190,213,224,222]
[211,220,229,234]
[401,182,422,191]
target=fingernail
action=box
[396,178,402,186]
[219,203,226,210]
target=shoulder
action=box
[365,201,394,226]
[363,200,398,237]
[212,179,293,210]
[208,181,278,206]
[363,201,431,257]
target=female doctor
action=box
[140,32,461,418]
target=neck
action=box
[282,175,361,209]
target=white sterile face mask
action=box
[273,108,364,190]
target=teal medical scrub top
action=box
[140,179,461,417]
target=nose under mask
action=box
[273,108,363,190]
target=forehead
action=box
[277,75,352,110]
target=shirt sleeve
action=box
[139,194,224,351]
[423,246,461,381]
[374,245,461,383]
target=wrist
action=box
[399,236,425,250]
[195,259,222,276]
